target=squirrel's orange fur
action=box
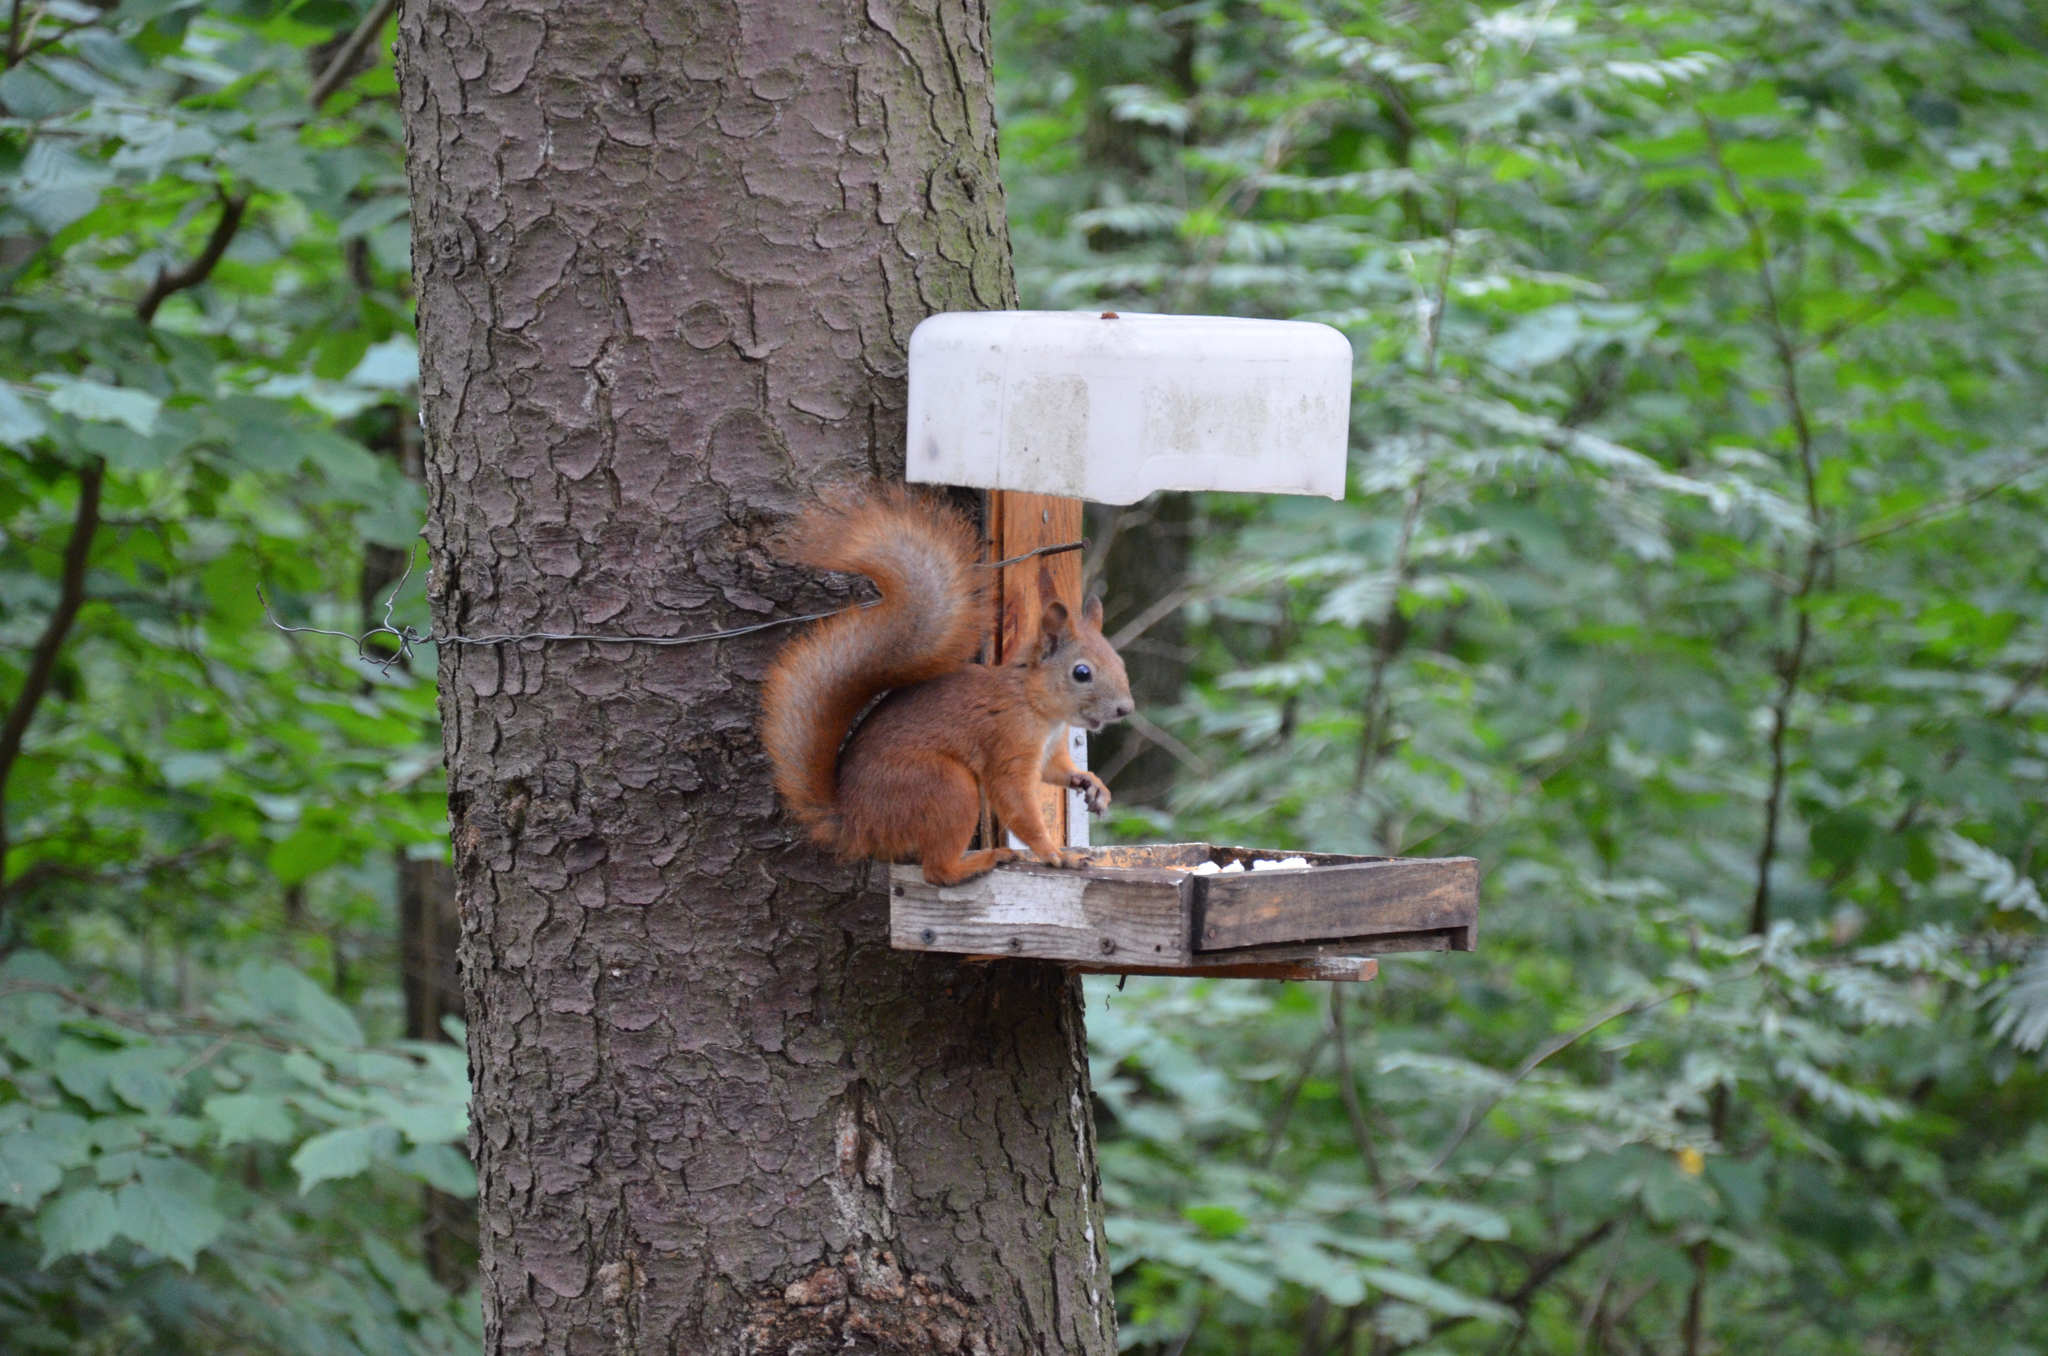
[759,487,1135,886]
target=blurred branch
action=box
[0,980,296,1050]
[1352,481,1424,802]
[1848,647,2048,862]
[1114,710,1210,779]
[1328,987,1385,1191]
[1,191,248,907]
[0,461,100,901]
[1798,187,2046,356]
[1420,1214,1622,1345]
[1830,458,2048,552]
[310,0,396,110]
[0,835,234,907]
[5,0,28,69]
[10,15,92,66]
[1110,581,1194,650]
[136,191,248,324]
[1700,115,1825,941]
[1257,1031,1333,1172]
[1408,985,1693,1191]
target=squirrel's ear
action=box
[1037,599,1071,660]
[1082,593,1104,629]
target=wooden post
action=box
[986,490,1086,847]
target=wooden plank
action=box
[1061,956,1377,982]
[1069,843,1216,870]
[890,861,1191,965]
[1200,929,1461,960]
[987,490,1086,847]
[1193,856,1479,951]
[954,953,1379,983]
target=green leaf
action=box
[1269,1235,1365,1306]
[40,376,162,434]
[0,385,48,442]
[0,1112,79,1209]
[1705,1159,1767,1225]
[37,1187,122,1264]
[397,1142,476,1198]
[264,825,348,887]
[1642,1163,1720,1225]
[348,337,419,391]
[112,1157,227,1268]
[204,1092,297,1146]
[224,961,366,1046]
[383,1094,468,1147]
[291,1124,389,1192]
[1699,84,1783,119]
[1183,1203,1248,1238]
[1717,139,1823,179]
[1360,1266,1514,1323]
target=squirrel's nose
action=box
[1114,701,1134,719]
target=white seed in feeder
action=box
[1251,856,1312,871]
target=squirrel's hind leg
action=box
[900,756,1015,886]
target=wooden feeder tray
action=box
[890,844,1478,983]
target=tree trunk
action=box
[396,2,1116,1352]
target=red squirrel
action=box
[759,487,1135,886]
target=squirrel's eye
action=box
[1072,663,1093,683]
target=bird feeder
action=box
[900,310,1478,983]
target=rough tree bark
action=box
[397,2,1116,1352]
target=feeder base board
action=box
[890,843,1477,982]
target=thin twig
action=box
[1829,458,2048,551]
[1576,1210,1635,1350]
[1110,581,1194,650]
[6,0,28,68]
[1701,114,1824,940]
[0,834,234,907]
[1352,481,1425,799]
[2,192,247,904]
[1328,987,1385,1191]
[0,463,99,899]
[0,980,297,1051]
[12,16,92,64]
[259,539,1090,675]
[309,0,397,110]
[136,192,249,324]
[1423,1215,1622,1342]
[1852,648,2048,858]
[1408,986,1691,1190]
[1258,1031,1334,1171]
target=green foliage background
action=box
[3,0,2045,1351]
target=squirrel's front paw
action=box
[1037,846,1089,870]
[1068,771,1111,815]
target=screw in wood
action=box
[920,928,936,944]
[1098,938,1117,955]
[1007,937,1023,952]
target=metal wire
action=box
[259,538,1086,675]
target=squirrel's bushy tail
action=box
[759,487,985,852]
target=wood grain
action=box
[1059,956,1377,982]
[891,861,1191,964]
[987,490,1086,847]
[890,847,1481,973]
[1192,856,1479,951]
